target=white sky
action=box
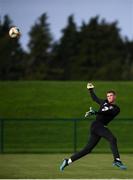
[1,0,133,50]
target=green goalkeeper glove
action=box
[85,107,96,118]
[87,82,94,90]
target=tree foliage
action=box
[49,15,79,80]
[27,13,52,80]
[0,14,133,80]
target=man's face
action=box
[107,93,116,104]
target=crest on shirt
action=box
[109,106,113,109]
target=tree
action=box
[50,15,128,80]
[27,13,52,79]
[50,15,79,80]
[77,16,126,80]
[123,40,133,80]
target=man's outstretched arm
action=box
[87,82,104,105]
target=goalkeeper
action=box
[60,82,127,171]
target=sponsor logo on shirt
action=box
[102,105,114,111]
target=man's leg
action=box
[60,133,101,171]
[96,125,127,170]
[70,133,101,162]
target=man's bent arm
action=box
[89,89,104,105]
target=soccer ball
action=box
[9,26,20,38]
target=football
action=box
[9,26,20,38]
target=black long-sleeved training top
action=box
[89,89,120,126]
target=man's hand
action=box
[87,82,94,90]
[85,107,96,118]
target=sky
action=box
[1,0,133,50]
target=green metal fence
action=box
[0,118,133,153]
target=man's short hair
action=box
[106,90,116,95]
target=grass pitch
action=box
[0,81,133,118]
[0,153,132,179]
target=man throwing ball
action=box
[60,82,127,171]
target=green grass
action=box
[0,81,133,153]
[0,153,132,179]
[0,81,133,118]
[0,81,133,178]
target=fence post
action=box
[0,119,4,153]
[73,119,77,153]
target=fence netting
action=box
[0,118,133,153]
